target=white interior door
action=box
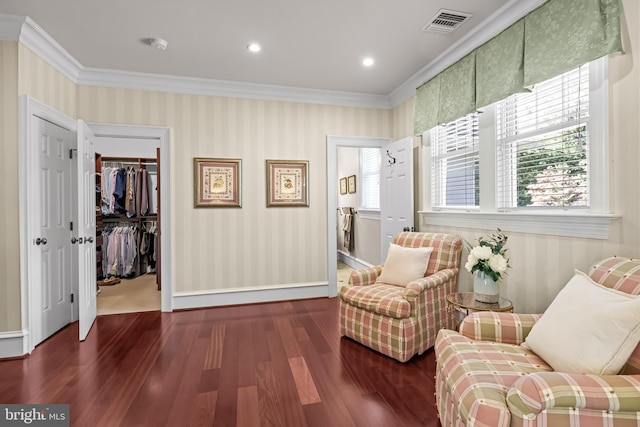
[77,120,97,341]
[380,137,414,261]
[34,117,73,345]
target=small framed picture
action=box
[340,177,347,195]
[194,158,242,208]
[266,160,309,207]
[347,175,356,194]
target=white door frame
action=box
[326,135,390,297]
[19,96,77,354]
[88,123,172,313]
[19,96,174,355]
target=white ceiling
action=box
[0,0,522,99]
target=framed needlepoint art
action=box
[194,158,242,208]
[340,177,347,195]
[266,160,309,207]
[347,174,356,193]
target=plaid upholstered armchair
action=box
[339,232,463,362]
[435,256,640,427]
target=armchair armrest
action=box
[404,268,457,301]
[507,372,640,417]
[348,265,383,286]
[459,312,542,345]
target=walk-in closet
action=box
[94,136,162,315]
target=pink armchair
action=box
[435,256,640,426]
[339,232,463,362]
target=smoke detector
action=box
[148,38,168,51]
[422,9,472,34]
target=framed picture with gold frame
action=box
[266,159,309,207]
[339,177,347,195]
[194,157,242,208]
[347,174,356,194]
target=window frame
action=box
[419,57,619,239]
[358,147,381,217]
[429,113,480,210]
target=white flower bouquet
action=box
[464,229,510,282]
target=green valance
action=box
[524,0,623,86]
[438,53,476,125]
[414,0,623,135]
[476,20,525,109]
[413,75,441,135]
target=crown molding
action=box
[388,0,546,107]
[2,1,544,110]
[13,15,83,82]
[77,67,392,109]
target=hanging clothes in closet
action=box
[141,221,158,274]
[101,225,139,278]
[100,163,153,217]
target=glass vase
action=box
[474,271,499,303]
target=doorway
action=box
[90,124,171,316]
[326,135,390,297]
[19,96,173,353]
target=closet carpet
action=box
[97,274,160,315]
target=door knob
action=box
[35,237,47,245]
[71,237,78,244]
[86,236,94,243]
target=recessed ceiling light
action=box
[362,57,374,67]
[247,43,262,53]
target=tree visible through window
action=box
[497,64,589,209]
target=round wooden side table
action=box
[446,292,513,329]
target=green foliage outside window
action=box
[516,126,588,207]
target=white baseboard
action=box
[337,251,372,270]
[0,330,28,359]
[172,282,330,310]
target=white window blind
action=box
[497,64,590,209]
[360,147,381,210]
[430,113,480,208]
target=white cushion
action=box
[376,243,433,287]
[524,270,640,375]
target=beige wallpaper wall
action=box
[391,96,414,141]
[76,87,393,293]
[18,45,76,118]
[0,41,20,331]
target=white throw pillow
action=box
[524,270,640,375]
[375,243,433,287]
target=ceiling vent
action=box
[422,9,472,34]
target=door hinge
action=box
[70,293,74,303]
[70,221,74,231]
[69,149,73,159]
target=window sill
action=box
[357,209,380,220]
[417,210,620,240]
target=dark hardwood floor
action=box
[0,297,441,427]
